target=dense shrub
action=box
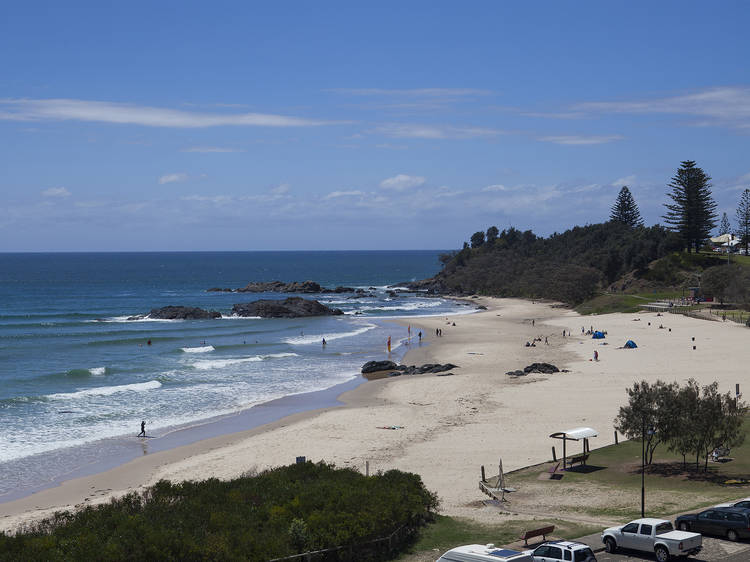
[435,222,682,304]
[0,463,438,561]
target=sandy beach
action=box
[2,297,749,533]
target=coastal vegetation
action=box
[433,221,681,304]
[0,463,438,561]
[615,379,747,470]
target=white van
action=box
[437,544,533,562]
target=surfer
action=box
[147,339,152,346]
[138,420,146,437]
[322,338,326,347]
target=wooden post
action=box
[563,436,567,470]
[481,465,486,482]
[552,446,556,461]
[498,458,504,489]
[366,460,369,477]
[614,431,619,445]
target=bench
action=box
[567,454,589,468]
[520,525,555,546]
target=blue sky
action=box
[2,1,749,251]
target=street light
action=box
[641,421,655,518]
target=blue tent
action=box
[592,331,605,339]
[624,340,637,349]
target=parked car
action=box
[676,507,750,541]
[437,543,532,562]
[601,518,702,561]
[524,540,597,561]
[715,496,750,509]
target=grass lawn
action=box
[576,291,683,315]
[398,516,600,561]
[508,416,750,521]
[404,416,750,560]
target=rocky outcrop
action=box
[208,281,357,294]
[506,362,560,376]
[361,360,398,373]
[142,306,221,320]
[231,297,344,318]
[361,361,458,375]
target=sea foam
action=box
[282,323,376,345]
[192,352,299,370]
[181,345,215,353]
[48,380,162,400]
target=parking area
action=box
[592,536,750,561]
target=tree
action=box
[470,231,485,248]
[667,382,701,469]
[614,380,679,466]
[610,186,643,227]
[690,381,746,471]
[719,212,731,236]
[736,188,750,255]
[663,160,718,253]
[486,226,499,244]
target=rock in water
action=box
[232,297,344,318]
[148,306,222,320]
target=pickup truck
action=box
[601,518,702,562]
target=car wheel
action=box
[655,545,670,562]
[727,528,739,541]
[678,521,690,531]
[604,537,617,553]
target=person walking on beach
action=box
[532,319,535,327]
[138,420,146,437]
[418,331,422,342]
[594,350,599,362]
[387,336,391,353]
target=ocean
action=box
[0,251,470,501]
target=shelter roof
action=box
[549,427,598,440]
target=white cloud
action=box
[380,174,426,191]
[41,186,70,197]
[324,190,364,200]
[374,123,505,139]
[482,184,509,192]
[575,87,750,129]
[181,146,246,153]
[0,98,343,128]
[269,183,290,196]
[159,173,188,185]
[181,194,232,204]
[538,134,624,145]
[611,175,636,187]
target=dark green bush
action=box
[436,222,684,304]
[0,463,438,561]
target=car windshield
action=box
[655,522,674,535]
[574,547,595,561]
